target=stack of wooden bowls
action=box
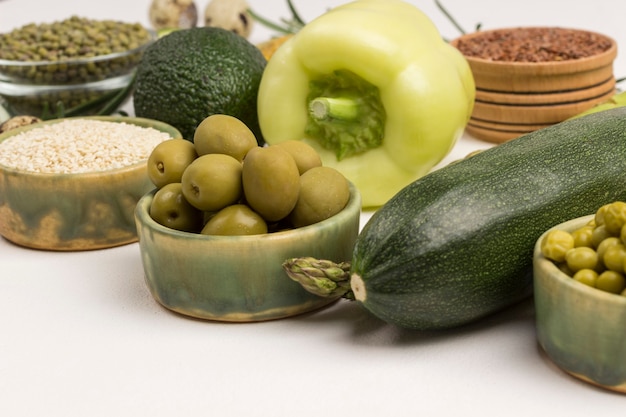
[451,27,618,143]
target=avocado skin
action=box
[133,27,267,145]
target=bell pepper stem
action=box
[309,97,360,122]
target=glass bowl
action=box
[0,31,155,118]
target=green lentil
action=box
[0,16,153,85]
[0,16,151,62]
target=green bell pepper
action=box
[257,0,475,208]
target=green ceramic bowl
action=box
[134,184,361,322]
[0,116,181,251]
[534,215,626,393]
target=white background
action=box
[1,0,625,416]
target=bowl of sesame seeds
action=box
[451,27,617,143]
[0,116,181,250]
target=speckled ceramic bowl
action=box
[534,215,626,393]
[0,116,181,251]
[134,184,361,322]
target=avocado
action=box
[133,27,266,144]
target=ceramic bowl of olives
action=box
[0,16,155,118]
[134,181,361,322]
[0,116,181,251]
[533,212,626,393]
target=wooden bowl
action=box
[451,27,617,93]
[134,184,361,322]
[534,215,626,393]
[0,116,181,250]
[451,27,618,143]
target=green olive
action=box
[181,153,243,212]
[290,166,350,228]
[541,229,575,263]
[242,145,300,222]
[596,270,626,294]
[147,139,198,188]
[201,204,268,236]
[565,246,598,272]
[193,114,258,161]
[274,140,322,175]
[149,183,203,232]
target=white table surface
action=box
[1,0,625,415]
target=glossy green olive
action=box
[274,140,322,175]
[147,138,198,188]
[149,182,203,232]
[181,153,243,212]
[201,204,268,236]
[193,114,258,161]
[242,145,300,222]
[290,166,350,228]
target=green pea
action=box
[591,225,612,248]
[602,243,626,273]
[595,236,621,270]
[596,270,626,294]
[571,225,594,248]
[572,269,598,288]
[602,201,626,235]
[565,247,598,272]
[541,229,575,263]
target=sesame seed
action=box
[0,119,171,173]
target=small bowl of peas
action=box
[0,16,155,118]
[533,202,626,393]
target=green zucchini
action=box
[285,107,626,329]
[346,107,626,330]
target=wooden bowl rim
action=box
[451,26,617,72]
